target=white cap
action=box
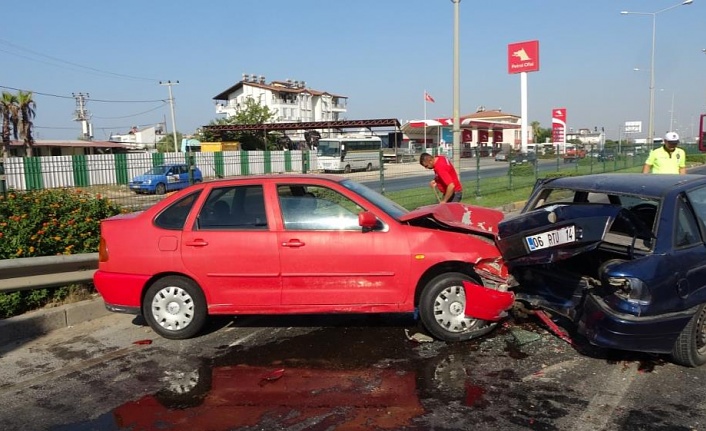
[664,131,679,143]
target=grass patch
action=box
[386,164,645,210]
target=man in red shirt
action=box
[419,152,463,203]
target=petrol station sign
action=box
[508,40,540,74]
[552,108,567,144]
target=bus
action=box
[316,136,382,173]
[699,114,706,152]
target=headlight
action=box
[144,179,152,185]
[607,276,651,305]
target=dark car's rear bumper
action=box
[578,294,696,354]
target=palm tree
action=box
[530,120,541,143]
[0,91,18,159]
[17,91,36,157]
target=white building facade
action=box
[566,128,606,148]
[212,74,347,124]
[109,125,165,151]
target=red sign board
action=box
[508,40,540,74]
[552,108,567,143]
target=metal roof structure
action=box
[8,140,133,149]
[202,118,401,136]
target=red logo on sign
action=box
[508,40,540,74]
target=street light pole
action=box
[649,11,656,143]
[159,80,180,153]
[670,92,675,132]
[451,0,461,171]
[703,49,706,113]
[621,0,692,146]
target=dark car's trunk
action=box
[497,203,656,322]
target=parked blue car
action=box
[129,164,202,195]
[496,173,706,366]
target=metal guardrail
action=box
[0,253,97,293]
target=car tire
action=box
[143,275,207,340]
[344,165,352,174]
[671,304,706,367]
[155,183,167,195]
[366,163,373,172]
[419,272,496,342]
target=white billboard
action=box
[624,121,642,134]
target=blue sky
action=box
[2,0,704,142]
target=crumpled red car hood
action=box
[399,203,504,236]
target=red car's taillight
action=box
[98,237,108,262]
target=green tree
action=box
[197,97,277,150]
[530,120,541,143]
[0,91,18,159]
[17,91,36,157]
[232,97,277,125]
[156,132,184,153]
[536,126,552,144]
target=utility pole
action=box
[72,93,92,140]
[159,80,179,152]
[451,0,461,171]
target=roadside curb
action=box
[0,296,109,345]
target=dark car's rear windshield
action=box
[530,187,660,210]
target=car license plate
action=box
[525,226,576,251]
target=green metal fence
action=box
[0,142,690,210]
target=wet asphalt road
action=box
[1,310,705,431]
[2,163,705,430]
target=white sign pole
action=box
[521,71,528,153]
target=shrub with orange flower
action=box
[0,188,123,317]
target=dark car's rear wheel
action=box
[143,276,207,340]
[671,304,706,367]
[419,272,496,342]
[155,183,167,195]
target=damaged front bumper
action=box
[463,280,515,322]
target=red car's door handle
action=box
[282,239,305,248]
[185,239,209,247]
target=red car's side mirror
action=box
[358,211,377,231]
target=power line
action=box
[91,103,167,119]
[0,38,159,82]
[95,121,165,131]
[0,84,165,103]
[34,125,80,130]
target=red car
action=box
[94,174,511,341]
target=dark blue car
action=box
[129,164,203,195]
[496,173,706,366]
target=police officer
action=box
[642,131,686,175]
